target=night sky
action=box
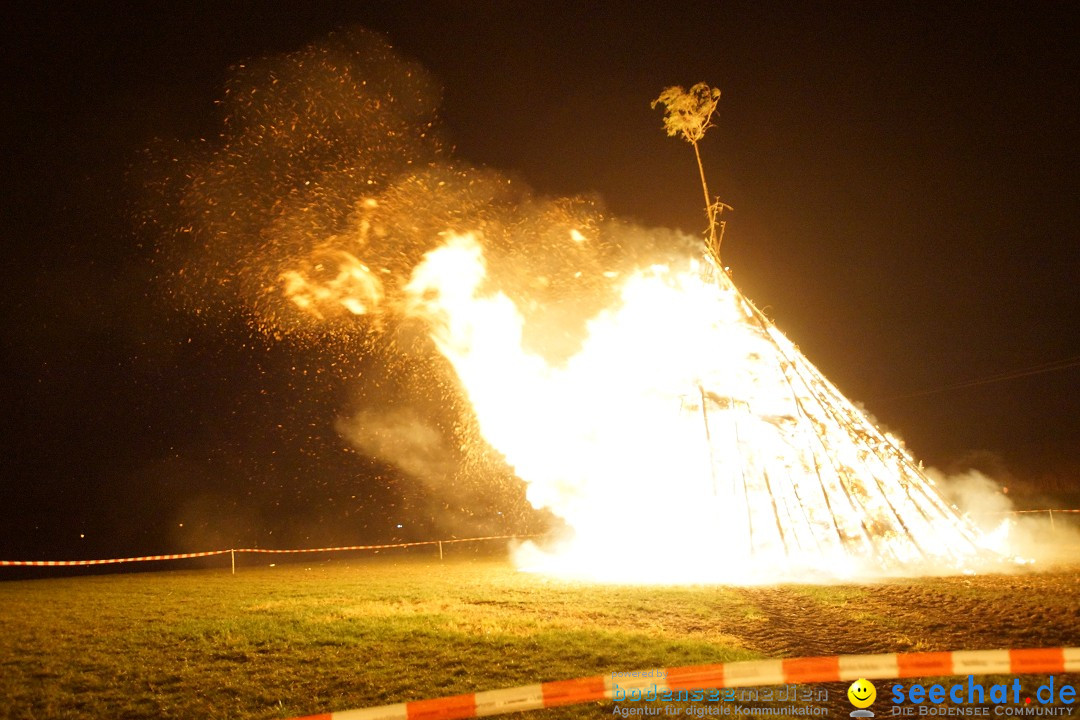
[2,2,1077,562]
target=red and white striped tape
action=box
[0,535,534,567]
[289,647,1080,720]
[6,508,1075,567]
[0,549,231,567]
[235,535,534,555]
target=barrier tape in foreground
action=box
[290,647,1080,720]
[0,535,534,567]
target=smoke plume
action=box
[141,28,697,529]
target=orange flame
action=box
[280,248,384,319]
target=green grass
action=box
[0,556,761,719]
[1,555,1077,719]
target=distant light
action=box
[79,533,85,539]
[396,524,403,528]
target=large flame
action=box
[402,232,1006,583]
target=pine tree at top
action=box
[652,83,733,265]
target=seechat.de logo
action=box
[890,675,1076,716]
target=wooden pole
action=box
[692,141,718,261]
[438,541,444,560]
[698,385,718,495]
[231,549,235,575]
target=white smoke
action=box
[930,468,1080,566]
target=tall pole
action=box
[692,141,719,263]
[654,83,724,265]
[698,385,718,495]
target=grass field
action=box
[1,550,1078,719]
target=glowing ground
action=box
[0,553,1077,719]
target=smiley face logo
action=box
[848,678,876,709]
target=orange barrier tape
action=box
[0,534,537,567]
[0,549,231,566]
[234,535,536,555]
[287,647,1080,720]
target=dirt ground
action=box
[712,564,1080,716]
[733,566,1080,656]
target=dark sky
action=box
[1,2,1077,560]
